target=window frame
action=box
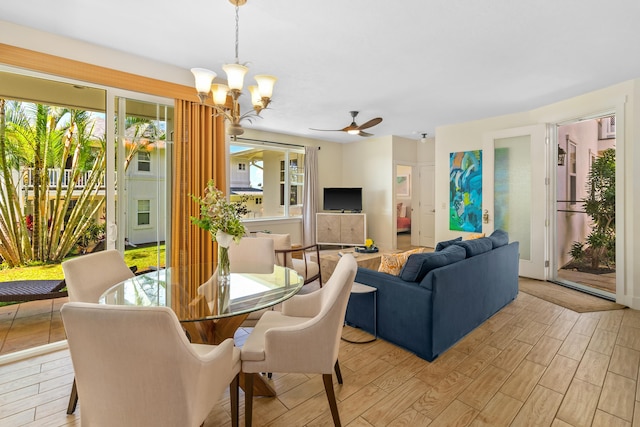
[137,150,151,173]
[568,140,577,206]
[135,198,152,228]
[229,140,304,221]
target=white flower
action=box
[215,230,234,248]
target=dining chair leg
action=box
[66,378,78,414]
[334,360,343,384]
[244,373,254,427]
[322,373,341,427]
[230,374,239,427]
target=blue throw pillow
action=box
[454,237,493,257]
[434,236,462,252]
[488,229,509,248]
[400,245,466,282]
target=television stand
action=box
[316,212,366,246]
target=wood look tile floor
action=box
[1,291,640,426]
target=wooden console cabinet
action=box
[316,213,366,246]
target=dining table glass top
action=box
[99,264,304,322]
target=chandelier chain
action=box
[191,0,276,136]
[234,4,240,63]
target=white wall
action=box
[126,149,167,245]
[342,136,394,250]
[0,21,193,87]
[435,80,638,309]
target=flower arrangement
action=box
[191,180,249,313]
[190,179,248,246]
[357,237,378,253]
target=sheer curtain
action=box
[302,147,320,245]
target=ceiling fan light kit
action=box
[311,111,383,137]
[190,0,276,136]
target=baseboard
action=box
[0,340,68,366]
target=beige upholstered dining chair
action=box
[61,249,136,414]
[61,302,241,427]
[255,232,322,286]
[198,237,277,328]
[197,238,276,325]
[241,253,357,427]
[62,249,135,304]
[228,237,276,274]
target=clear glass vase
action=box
[216,233,232,313]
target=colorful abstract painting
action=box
[450,150,483,232]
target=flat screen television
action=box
[323,187,362,212]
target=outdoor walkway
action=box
[557,269,616,294]
[0,298,68,355]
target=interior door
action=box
[418,164,435,248]
[483,124,549,280]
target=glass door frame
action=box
[109,93,173,257]
[482,124,550,281]
[550,106,625,301]
[0,64,174,267]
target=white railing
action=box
[25,168,105,189]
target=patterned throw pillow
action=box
[377,247,424,276]
[466,233,485,240]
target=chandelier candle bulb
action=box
[211,84,230,106]
[190,68,217,102]
[255,74,277,98]
[222,63,248,91]
[248,85,262,108]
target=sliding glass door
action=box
[110,95,173,271]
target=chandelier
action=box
[191,0,276,136]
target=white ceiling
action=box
[2,0,640,143]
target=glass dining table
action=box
[100,263,303,338]
[99,264,303,396]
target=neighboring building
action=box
[230,145,304,219]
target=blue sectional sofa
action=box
[344,232,519,361]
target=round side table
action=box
[342,282,377,344]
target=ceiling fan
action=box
[310,111,383,137]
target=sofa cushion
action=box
[454,237,493,257]
[378,248,424,276]
[488,229,509,248]
[400,245,467,282]
[435,236,462,252]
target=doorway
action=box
[553,116,616,299]
[395,164,413,249]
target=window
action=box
[137,199,151,225]
[568,141,577,206]
[229,142,304,219]
[137,151,151,172]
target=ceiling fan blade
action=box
[357,117,383,130]
[309,128,344,132]
[359,131,374,137]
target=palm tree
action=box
[0,100,106,265]
[1,99,166,267]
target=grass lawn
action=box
[0,245,166,281]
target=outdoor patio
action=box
[0,298,68,356]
